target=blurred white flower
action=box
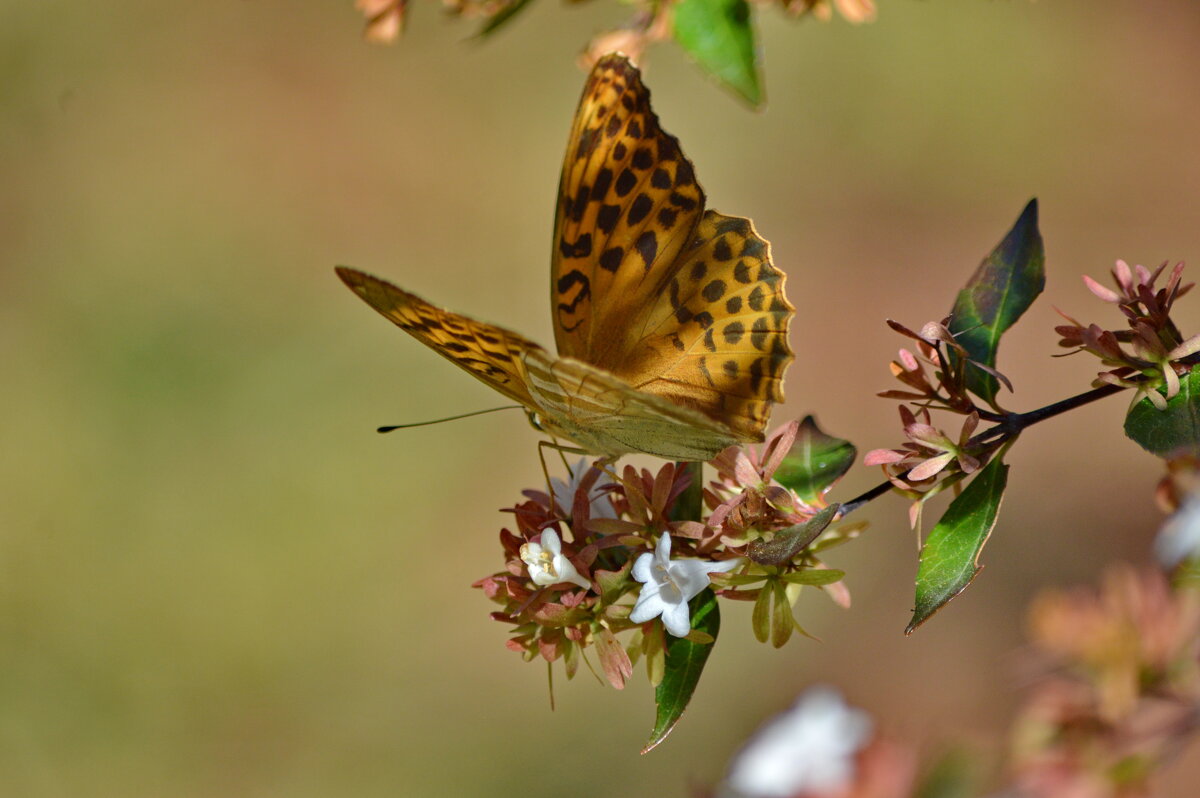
[551,458,617,519]
[629,533,741,637]
[1156,493,1200,567]
[723,686,873,797]
[520,528,590,590]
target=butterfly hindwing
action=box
[335,267,542,409]
[522,350,741,460]
[616,211,794,441]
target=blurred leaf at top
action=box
[908,454,1009,634]
[774,416,857,502]
[1125,367,1200,458]
[354,0,879,106]
[671,0,762,107]
[947,199,1045,407]
[642,589,720,753]
[476,0,535,38]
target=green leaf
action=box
[907,456,1009,633]
[774,416,857,502]
[1124,368,1200,457]
[668,461,705,522]
[475,0,534,38]
[770,580,792,647]
[751,584,770,643]
[595,560,633,606]
[643,627,666,687]
[748,504,839,566]
[779,568,844,586]
[914,748,977,798]
[671,0,762,107]
[948,199,1045,406]
[643,589,720,753]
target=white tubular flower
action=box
[550,458,617,519]
[1157,494,1200,567]
[520,529,591,590]
[629,533,742,637]
[723,686,873,798]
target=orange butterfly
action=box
[337,54,794,461]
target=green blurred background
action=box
[3,0,1199,795]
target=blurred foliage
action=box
[355,0,877,106]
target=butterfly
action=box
[336,53,794,461]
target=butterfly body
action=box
[337,54,794,461]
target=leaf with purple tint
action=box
[948,199,1045,406]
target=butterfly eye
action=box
[527,411,546,432]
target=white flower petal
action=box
[1157,494,1200,567]
[664,559,720,603]
[661,600,693,637]
[520,529,589,590]
[725,686,873,797]
[628,535,741,637]
[631,551,655,583]
[654,531,673,562]
[629,588,662,624]
[551,458,618,519]
[707,557,744,574]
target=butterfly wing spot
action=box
[560,233,593,259]
[634,232,657,270]
[555,270,591,333]
[702,279,726,302]
[596,203,621,235]
[598,247,623,272]
[713,238,733,262]
[614,169,637,197]
[627,194,653,226]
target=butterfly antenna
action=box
[376,405,524,433]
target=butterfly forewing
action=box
[552,54,706,368]
[335,267,542,409]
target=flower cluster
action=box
[706,562,1200,798]
[355,0,406,42]
[875,320,1008,415]
[864,407,982,499]
[473,421,854,687]
[1056,260,1200,410]
[1010,566,1200,798]
[777,0,878,24]
[583,0,877,67]
[355,0,876,50]
[865,320,1005,520]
